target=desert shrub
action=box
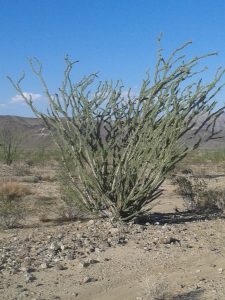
[173,175,225,212]
[9,40,225,221]
[139,276,172,300]
[34,146,46,163]
[0,181,31,228]
[57,204,85,221]
[19,148,59,167]
[28,148,60,166]
[29,147,49,166]
[197,188,225,211]
[13,162,31,176]
[0,128,23,165]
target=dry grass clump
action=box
[0,181,31,229]
[57,204,85,222]
[41,174,56,182]
[138,276,173,300]
[21,175,41,183]
[13,162,31,176]
[0,181,31,198]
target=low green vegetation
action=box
[0,128,23,165]
[178,149,225,166]
[18,148,60,166]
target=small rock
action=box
[60,243,66,251]
[40,262,49,269]
[71,292,79,297]
[118,236,127,245]
[89,258,100,265]
[87,220,94,226]
[94,248,101,253]
[153,237,159,243]
[55,263,67,270]
[86,245,95,253]
[79,261,90,268]
[21,266,36,273]
[50,241,61,252]
[104,258,110,261]
[82,276,97,284]
[23,257,33,267]
[159,236,180,245]
[25,273,36,283]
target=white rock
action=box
[50,241,61,251]
[87,220,95,226]
[40,262,49,269]
[83,276,97,284]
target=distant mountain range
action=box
[0,115,53,149]
[0,114,225,150]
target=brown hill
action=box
[0,114,225,150]
[0,115,53,149]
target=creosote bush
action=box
[173,175,225,212]
[0,181,31,228]
[8,39,225,221]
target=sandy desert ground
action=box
[1,161,225,300]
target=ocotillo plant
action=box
[0,128,23,165]
[8,41,225,221]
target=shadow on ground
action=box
[137,210,225,225]
[173,289,204,299]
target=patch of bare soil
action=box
[1,163,225,299]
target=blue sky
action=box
[0,0,225,116]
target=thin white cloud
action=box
[10,92,42,104]
[121,87,139,99]
[0,103,6,107]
